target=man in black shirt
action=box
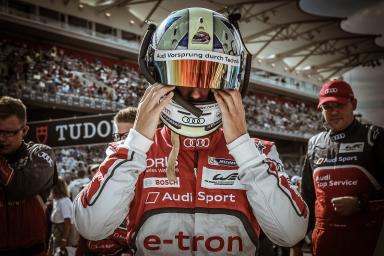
[301,80,384,256]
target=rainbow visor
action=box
[153,49,242,90]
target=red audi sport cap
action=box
[318,80,355,109]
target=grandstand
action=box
[1,0,383,178]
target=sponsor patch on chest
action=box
[143,177,180,188]
[315,155,358,165]
[208,157,237,167]
[201,167,245,189]
[315,174,358,189]
[339,142,364,153]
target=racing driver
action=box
[73,7,309,255]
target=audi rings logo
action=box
[183,138,210,148]
[182,116,205,124]
[324,88,338,94]
[163,107,171,115]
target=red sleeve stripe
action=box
[80,150,134,208]
[264,158,308,218]
[0,161,14,186]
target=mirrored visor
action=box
[154,49,241,90]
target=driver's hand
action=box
[133,83,174,140]
[213,90,247,144]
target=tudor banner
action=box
[26,113,116,147]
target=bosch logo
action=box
[324,88,338,94]
[182,116,205,124]
[183,138,210,148]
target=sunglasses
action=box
[0,126,25,138]
[112,132,129,142]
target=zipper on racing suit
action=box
[3,190,9,247]
[194,150,198,178]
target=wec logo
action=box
[213,173,239,181]
[202,168,245,189]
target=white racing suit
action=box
[74,127,308,255]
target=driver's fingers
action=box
[214,90,244,115]
[157,91,174,111]
[214,90,235,108]
[226,90,243,109]
[141,84,174,109]
[213,90,229,115]
[150,85,175,107]
[139,83,158,103]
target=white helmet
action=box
[139,7,251,137]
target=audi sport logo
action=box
[183,138,210,148]
[315,158,325,165]
[181,116,205,124]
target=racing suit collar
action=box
[3,140,27,162]
[160,127,222,151]
[329,119,357,142]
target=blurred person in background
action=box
[75,108,138,256]
[48,177,74,256]
[73,8,308,255]
[112,107,137,142]
[87,164,99,180]
[67,168,90,201]
[299,80,384,256]
[0,96,56,256]
[291,175,302,193]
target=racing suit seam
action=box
[86,152,135,206]
[252,181,291,245]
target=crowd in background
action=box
[244,94,322,135]
[1,39,323,137]
[0,39,147,107]
[54,146,106,184]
